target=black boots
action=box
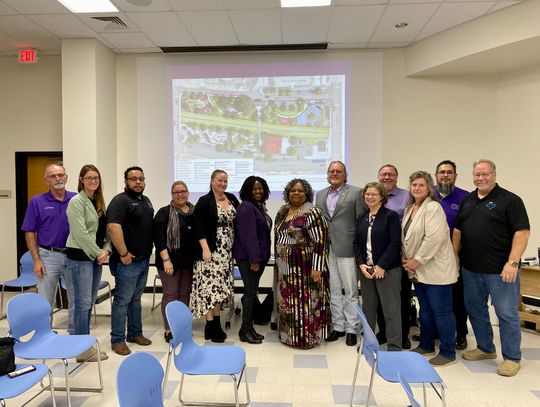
[205,317,227,343]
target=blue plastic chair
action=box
[349,303,445,407]
[164,301,250,407]
[117,352,164,407]
[0,363,56,407]
[1,252,37,319]
[398,372,422,407]
[6,293,104,407]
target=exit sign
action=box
[18,49,38,64]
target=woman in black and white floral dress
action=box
[191,169,240,342]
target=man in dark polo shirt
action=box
[453,159,530,377]
[107,166,154,356]
[22,163,76,333]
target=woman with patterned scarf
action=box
[152,181,196,343]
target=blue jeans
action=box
[462,267,521,361]
[110,258,149,344]
[68,259,102,335]
[37,248,75,334]
[415,282,456,359]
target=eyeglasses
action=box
[437,170,455,175]
[127,177,145,182]
[172,190,188,195]
[328,170,343,174]
[365,193,380,197]
[47,173,66,179]
[473,172,493,178]
[83,176,99,182]
[379,172,396,178]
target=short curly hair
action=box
[282,178,314,204]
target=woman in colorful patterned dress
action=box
[274,178,331,348]
[191,170,240,343]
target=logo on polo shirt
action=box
[450,203,460,210]
[44,206,55,210]
[486,201,496,210]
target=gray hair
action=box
[473,159,496,173]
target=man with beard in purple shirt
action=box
[435,160,469,350]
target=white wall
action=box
[0,56,62,281]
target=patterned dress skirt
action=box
[275,213,330,349]
[190,206,235,319]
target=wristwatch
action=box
[507,260,519,268]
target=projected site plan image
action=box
[172,74,346,194]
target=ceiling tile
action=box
[116,47,162,53]
[177,10,237,46]
[489,0,523,13]
[112,0,172,12]
[368,41,410,48]
[0,1,17,15]
[417,2,495,41]
[370,3,439,42]
[77,13,139,33]
[2,0,69,14]
[225,0,280,9]
[100,32,155,48]
[27,14,97,38]
[335,0,388,4]
[281,6,331,43]
[229,9,282,45]
[0,15,59,42]
[169,0,225,11]
[328,5,385,44]
[127,11,195,46]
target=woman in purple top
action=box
[232,176,272,344]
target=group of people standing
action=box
[21,157,529,377]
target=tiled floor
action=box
[2,294,540,407]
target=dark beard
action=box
[438,183,454,196]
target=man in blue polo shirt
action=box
[22,163,76,333]
[435,160,469,350]
[453,159,530,377]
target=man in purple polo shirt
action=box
[22,163,76,333]
[376,164,412,349]
[435,159,469,350]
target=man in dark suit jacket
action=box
[316,161,366,346]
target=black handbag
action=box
[0,337,16,376]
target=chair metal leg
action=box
[349,348,362,407]
[48,368,57,407]
[163,343,174,400]
[365,361,377,407]
[0,286,5,320]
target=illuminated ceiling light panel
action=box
[57,0,118,13]
[281,0,331,8]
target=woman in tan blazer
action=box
[402,171,458,366]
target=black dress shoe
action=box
[376,331,387,345]
[270,322,278,331]
[251,328,264,340]
[346,333,357,346]
[456,336,468,350]
[164,331,173,343]
[325,330,345,342]
[239,331,262,344]
[402,338,411,350]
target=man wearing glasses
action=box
[107,166,154,356]
[453,159,529,377]
[22,163,77,333]
[376,164,412,349]
[434,160,469,350]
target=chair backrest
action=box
[19,251,34,277]
[6,293,52,340]
[117,352,164,407]
[166,301,195,347]
[354,303,380,368]
[398,372,422,407]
